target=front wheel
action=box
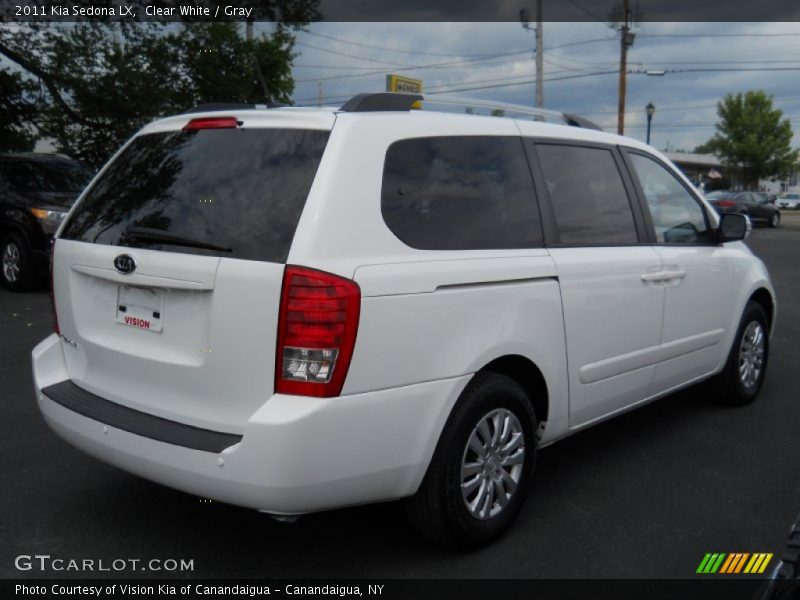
[769,212,780,228]
[710,301,769,406]
[406,373,537,549]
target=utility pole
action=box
[520,2,544,109]
[317,81,323,107]
[610,0,638,135]
[535,0,543,108]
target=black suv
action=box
[704,190,782,228]
[0,153,92,290]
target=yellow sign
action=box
[386,74,423,94]
[386,75,423,109]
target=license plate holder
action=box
[115,285,164,332]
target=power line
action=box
[292,37,617,85]
[295,40,411,67]
[642,58,800,66]
[424,70,580,92]
[545,37,617,50]
[600,118,800,130]
[292,61,628,104]
[300,29,613,61]
[299,63,800,104]
[425,69,618,95]
[302,29,521,58]
[293,31,800,95]
[629,66,800,75]
[543,52,800,68]
[294,51,534,84]
[640,32,800,38]
[291,36,621,103]
[583,95,800,117]
[542,54,615,73]
[293,63,407,70]
[292,66,613,104]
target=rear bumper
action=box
[33,333,469,514]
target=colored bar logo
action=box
[697,552,773,574]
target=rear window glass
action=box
[381,136,542,250]
[61,128,329,263]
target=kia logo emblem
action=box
[114,254,137,274]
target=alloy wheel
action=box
[2,241,20,284]
[460,408,525,520]
[739,321,765,389]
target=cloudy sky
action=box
[287,21,800,152]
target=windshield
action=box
[0,159,92,194]
[704,191,730,200]
[60,128,330,263]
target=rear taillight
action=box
[275,266,361,398]
[49,239,59,335]
[716,200,737,208]
[183,117,238,130]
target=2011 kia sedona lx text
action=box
[32,93,775,548]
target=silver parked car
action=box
[776,193,800,210]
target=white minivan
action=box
[32,93,775,548]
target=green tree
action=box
[174,23,297,105]
[37,22,304,166]
[0,68,37,152]
[36,23,187,166]
[0,8,318,166]
[693,139,716,154]
[700,91,798,189]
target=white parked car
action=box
[32,93,775,548]
[776,193,800,210]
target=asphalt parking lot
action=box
[2,218,799,580]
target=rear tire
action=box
[769,212,780,228]
[406,372,537,549]
[1,232,35,291]
[709,301,769,406]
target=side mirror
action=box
[717,213,750,242]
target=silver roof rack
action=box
[338,92,602,131]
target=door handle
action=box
[641,269,686,283]
[641,272,666,282]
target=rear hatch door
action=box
[53,115,332,432]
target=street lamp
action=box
[646,102,656,145]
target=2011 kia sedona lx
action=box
[32,93,775,548]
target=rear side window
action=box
[61,128,329,263]
[381,136,542,250]
[534,144,638,245]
